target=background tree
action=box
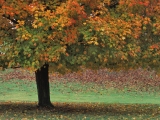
[0,0,159,107]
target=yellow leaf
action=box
[34,13,38,17]
[32,24,38,28]
[17,20,25,26]
[83,22,86,25]
[122,36,126,40]
[94,41,99,45]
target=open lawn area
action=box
[0,68,160,119]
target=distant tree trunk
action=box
[35,63,53,107]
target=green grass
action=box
[0,69,160,119]
[0,79,160,104]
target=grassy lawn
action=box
[0,69,160,119]
[0,79,160,104]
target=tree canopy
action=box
[0,0,160,73]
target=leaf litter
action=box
[1,68,160,93]
[0,102,160,119]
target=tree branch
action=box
[2,14,18,24]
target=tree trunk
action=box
[35,63,53,107]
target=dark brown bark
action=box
[35,63,53,107]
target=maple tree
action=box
[0,0,159,107]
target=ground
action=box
[0,68,160,119]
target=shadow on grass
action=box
[0,102,160,116]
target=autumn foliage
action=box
[0,0,160,73]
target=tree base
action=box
[37,102,54,109]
